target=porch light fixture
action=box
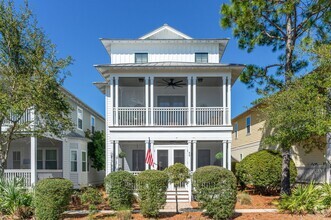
[198,77,203,83]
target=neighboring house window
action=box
[135,53,148,63]
[246,116,251,134]
[45,150,57,169]
[234,122,238,139]
[13,151,21,169]
[91,116,95,133]
[198,149,210,168]
[77,107,83,130]
[82,151,87,172]
[195,53,208,63]
[71,150,78,172]
[37,150,43,169]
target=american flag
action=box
[145,139,154,168]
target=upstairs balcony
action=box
[107,76,232,127]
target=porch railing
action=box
[2,109,34,126]
[3,169,31,188]
[114,107,227,126]
[117,107,146,126]
[154,107,188,126]
[196,107,225,126]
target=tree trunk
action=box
[175,185,179,214]
[281,13,295,196]
[281,147,291,195]
[0,151,7,178]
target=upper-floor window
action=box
[246,116,251,134]
[91,116,95,133]
[135,53,148,63]
[234,122,238,139]
[195,53,208,63]
[77,107,83,130]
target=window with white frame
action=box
[37,150,43,169]
[13,151,21,169]
[195,53,208,63]
[82,151,87,172]
[45,149,57,169]
[71,150,78,172]
[246,116,251,134]
[234,122,238,139]
[91,116,95,134]
[135,53,148,63]
[77,107,83,130]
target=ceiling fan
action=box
[158,78,186,89]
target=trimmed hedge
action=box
[34,178,73,220]
[236,150,297,194]
[193,166,237,220]
[104,171,135,210]
[136,170,168,217]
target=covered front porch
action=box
[116,140,231,172]
[4,136,63,187]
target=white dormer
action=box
[139,24,192,40]
[100,24,229,64]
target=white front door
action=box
[154,145,189,190]
[154,145,187,170]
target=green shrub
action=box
[237,192,252,205]
[0,177,33,218]
[80,187,103,206]
[193,166,237,220]
[136,170,168,218]
[278,183,331,214]
[236,150,297,194]
[104,171,135,210]
[34,178,73,220]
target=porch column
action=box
[222,141,226,168]
[145,77,149,126]
[192,140,197,171]
[192,76,197,125]
[222,76,226,125]
[326,133,331,183]
[115,140,119,171]
[227,141,232,170]
[227,75,232,125]
[109,77,114,126]
[187,140,192,170]
[187,76,192,126]
[30,136,37,186]
[114,76,119,126]
[150,77,154,126]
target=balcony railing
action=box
[114,107,228,126]
[2,109,34,126]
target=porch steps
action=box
[166,190,190,202]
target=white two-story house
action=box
[94,24,244,201]
[3,87,105,188]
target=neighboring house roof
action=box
[65,131,86,139]
[60,87,105,121]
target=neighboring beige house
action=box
[232,104,329,183]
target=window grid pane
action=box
[71,151,78,172]
[82,152,87,172]
[135,53,148,63]
[195,53,208,63]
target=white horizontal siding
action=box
[110,43,219,64]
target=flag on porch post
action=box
[145,138,154,168]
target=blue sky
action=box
[15,0,284,118]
